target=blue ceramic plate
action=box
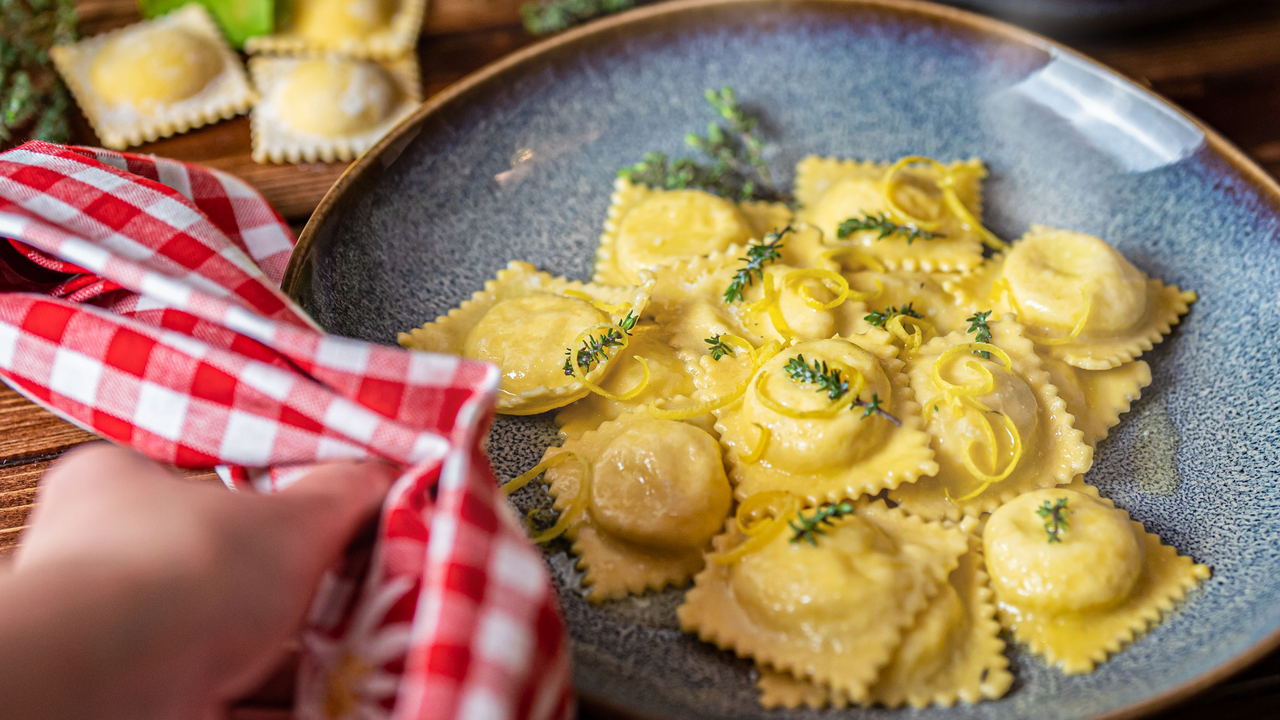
[284,1,1280,718]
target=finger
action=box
[256,460,397,560]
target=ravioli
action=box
[889,319,1093,520]
[249,54,420,164]
[984,487,1210,674]
[757,533,1012,709]
[397,261,653,415]
[1037,351,1152,448]
[594,179,791,285]
[540,411,732,600]
[50,4,256,149]
[794,155,989,273]
[649,234,869,366]
[949,226,1196,370]
[554,322,713,439]
[244,0,425,59]
[678,501,969,702]
[713,332,937,504]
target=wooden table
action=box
[5,0,1280,716]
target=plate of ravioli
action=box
[283,0,1280,718]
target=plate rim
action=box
[283,1,1280,717]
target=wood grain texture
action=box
[6,0,1280,714]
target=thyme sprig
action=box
[851,392,901,426]
[864,302,922,328]
[783,354,849,401]
[705,334,735,360]
[966,310,993,359]
[562,311,638,376]
[1036,497,1070,544]
[790,502,856,546]
[723,226,790,303]
[619,86,788,202]
[1,0,78,148]
[837,211,943,244]
[520,0,634,35]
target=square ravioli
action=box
[889,318,1093,521]
[594,178,792,286]
[243,0,426,59]
[756,532,1012,709]
[250,54,420,164]
[793,155,991,273]
[678,500,969,703]
[709,330,938,504]
[397,260,653,415]
[50,4,256,149]
[983,485,1211,674]
[947,225,1196,370]
[536,410,732,601]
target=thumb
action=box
[257,460,399,564]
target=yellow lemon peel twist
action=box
[883,155,1008,251]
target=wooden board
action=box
[6,0,1280,714]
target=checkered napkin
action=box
[0,141,573,720]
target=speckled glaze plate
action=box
[283,1,1280,718]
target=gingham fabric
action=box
[0,141,573,720]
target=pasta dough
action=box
[794,155,988,273]
[398,261,652,415]
[595,179,791,285]
[249,54,420,164]
[950,226,1196,370]
[679,501,968,702]
[889,319,1093,520]
[713,333,938,503]
[50,4,256,149]
[984,487,1210,673]
[757,533,1012,709]
[542,411,732,600]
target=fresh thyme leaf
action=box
[520,0,634,35]
[562,311,638,376]
[783,353,849,401]
[705,334,734,360]
[789,501,856,546]
[864,302,923,328]
[966,310,993,358]
[723,225,790,303]
[619,310,638,334]
[851,392,901,426]
[837,211,943,245]
[1,0,77,149]
[1036,497,1070,544]
[619,86,789,202]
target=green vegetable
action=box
[619,85,788,203]
[521,0,634,35]
[1,0,77,148]
[138,0,272,48]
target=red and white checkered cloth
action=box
[0,141,573,720]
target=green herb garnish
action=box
[837,211,943,244]
[783,353,849,401]
[790,502,856,546]
[705,334,734,360]
[851,392,901,426]
[864,302,923,328]
[619,86,788,202]
[966,310,993,359]
[1036,497,1070,544]
[520,0,634,35]
[723,225,790,303]
[1,0,77,149]
[563,311,637,376]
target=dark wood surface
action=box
[7,0,1280,717]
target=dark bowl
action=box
[283,1,1280,718]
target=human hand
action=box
[0,443,395,720]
